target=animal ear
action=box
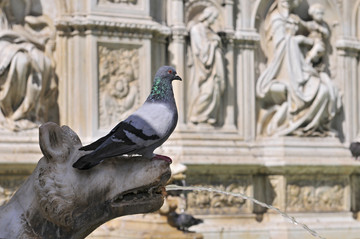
[61,125,82,147]
[39,122,67,160]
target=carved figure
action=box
[256,0,341,137]
[188,6,225,125]
[305,3,330,65]
[0,0,58,131]
[0,122,171,238]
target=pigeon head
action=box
[147,66,182,102]
[154,66,182,82]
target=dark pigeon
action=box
[73,66,182,170]
[167,211,203,232]
[350,142,360,160]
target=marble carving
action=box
[256,0,342,137]
[0,122,171,238]
[188,6,225,126]
[0,0,58,131]
[98,46,140,129]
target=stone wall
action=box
[1,0,360,238]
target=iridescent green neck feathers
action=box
[147,78,174,102]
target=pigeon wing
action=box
[73,116,161,170]
[91,117,161,159]
[79,123,122,151]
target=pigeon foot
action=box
[153,154,172,164]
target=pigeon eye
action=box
[168,70,172,74]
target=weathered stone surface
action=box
[0,122,171,238]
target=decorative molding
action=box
[336,38,360,53]
[186,183,249,214]
[234,30,260,45]
[56,17,171,38]
[286,176,347,212]
[99,0,137,4]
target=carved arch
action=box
[184,0,224,30]
[252,0,342,68]
[251,0,342,31]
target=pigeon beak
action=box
[174,75,182,81]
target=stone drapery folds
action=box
[256,0,342,137]
[0,0,58,131]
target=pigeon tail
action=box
[73,154,101,170]
[192,218,203,226]
[79,144,98,151]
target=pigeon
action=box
[167,211,203,232]
[350,142,360,160]
[73,66,182,170]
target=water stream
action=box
[166,184,326,239]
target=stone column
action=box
[336,39,360,142]
[222,0,236,129]
[223,0,234,33]
[168,0,187,127]
[234,33,259,141]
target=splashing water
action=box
[166,184,326,239]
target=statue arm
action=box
[204,41,217,67]
[190,26,211,66]
[12,24,45,50]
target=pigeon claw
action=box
[153,154,172,164]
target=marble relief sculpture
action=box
[0,122,171,238]
[305,4,330,65]
[188,6,225,126]
[0,0,58,131]
[256,0,342,137]
[98,46,140,129]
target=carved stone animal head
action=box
[0,122,171,239]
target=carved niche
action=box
[256,1,342,137]
[98,45,140,129]
[186,4,226,126]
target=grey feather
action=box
[350,142,360,160]
[73,66,181,170]
[167,211,203,232]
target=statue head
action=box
[308,3,325,22]
[199,6,219,25]
[276,0,302,11]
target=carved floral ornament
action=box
[98,45,140,129]
[187,184,247,210]
[286,181,345,212]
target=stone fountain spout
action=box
[0,122,171,239]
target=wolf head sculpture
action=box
[0,122,171,239]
